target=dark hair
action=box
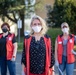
[1,23,10,31]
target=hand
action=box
[22,64,26,75]
[55,60,59,67]
[11,57,16,61]
[48,67,55,75]
[48,69,51,75]
[71,50,76,55]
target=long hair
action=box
[61,22,69,28]
[30,15,48,35]
[61,22,70,31]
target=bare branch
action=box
[4,14,17,23]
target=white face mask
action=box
[62,28,69,34]
[32,26,42,33]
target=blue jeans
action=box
[59,55,74,75]
[0,56,7,75]
[7,60,16,75]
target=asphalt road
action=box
[3,53,76,75]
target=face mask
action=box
[32,26,42,33]
[2,28,8,33]
[62,28,69,34]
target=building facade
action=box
[36,0,55,19]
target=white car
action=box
[24,30,30,36]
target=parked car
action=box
[24,30,30,36]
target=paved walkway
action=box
[5,53,76,75]
[54,64,76,75]
[5,52,22,75]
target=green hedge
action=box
[18,43,23,51]
[18,28,62,51]
[47,28,62,49]
[17,37,24,52]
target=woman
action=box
[21,15,55,75]
[55,22,76,75]
[0,23,17,75]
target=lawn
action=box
[47,28,76,50]
[17,37,24,52]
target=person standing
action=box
[55,22,76,75]
[21,15,55,75]
[0,23,17,75]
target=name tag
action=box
[8,37,12,41]
[69,39,73,43]
[58,41,62,44]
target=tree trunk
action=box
[20,14,24,37]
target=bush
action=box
[18,43,23,51]
[47,28,62,50]
[46,0,76,34]
[17,28,62,51]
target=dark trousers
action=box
[0,56,7,75]
[0,56,16,75]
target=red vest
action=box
[0,33,14,60]
[57,34,75,64]
[24,36,53,75]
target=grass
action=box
[18,43,23,52]
[17,37,24,52]
[17,28,62,51]
[47,28,76,50]
[17,28,76,51]
[47,28,62,48]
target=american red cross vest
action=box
[24,36,53,75]
[57,34,75,64]
[0,33,14,60]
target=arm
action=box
[55,39,58,61]
[71,36,76,55]
[50,49,55,75]
[12,35,17,61]
[49,38,55,75]
[21,41,26,66]
[12,42,17,58]
[74,36,76,44]
[22,64,26,75]
[21,40,26,74]
[50,39,55,68]
[55,38,59,67]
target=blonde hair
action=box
[61,22,69,28]
[30,15,48,35]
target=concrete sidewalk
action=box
[54,65,76,75]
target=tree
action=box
[0,0,25,36]
[0,0,41,36]
[46,0,76,34]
